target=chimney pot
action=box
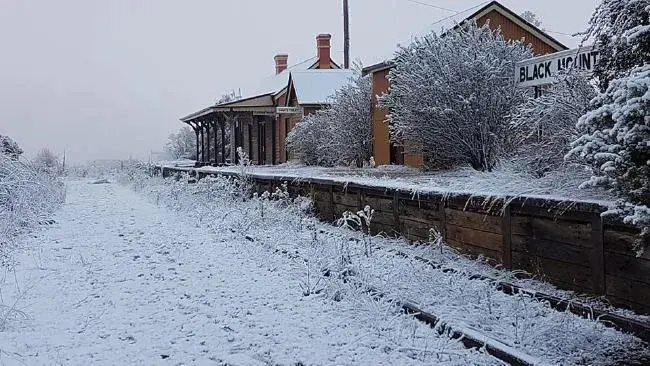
[316,34,332,69]
[274,54,289,75]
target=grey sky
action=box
[0,0,598,163]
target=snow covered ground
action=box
[0,179,493,365]
[1,175,647,365]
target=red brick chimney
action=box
[316,34,332,69]
[274,54,288,75]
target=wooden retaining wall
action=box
[158,166,650,314]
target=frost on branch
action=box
[584,0,650,91]
[287,72,372,167]
[380,21,533,171]
[509,70,597,176]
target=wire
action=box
[403,0,456,12]
[427,0,490,29]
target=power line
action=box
[404,0,456,12]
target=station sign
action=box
[276,106,303,114]
[516,45,599,87]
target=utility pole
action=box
[343,0,350,69]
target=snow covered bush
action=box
[0,135,23,160]
[380,21,533,171]
[165,126,196,160]
[287,72,372,167]
[510,70,597,176]
[32,148,61,176]
[0,153,64,262]
[569,0,650,254]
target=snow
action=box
[238,57,317,100]
[290,69,356,105]
[1,174,647,365]
[0,179,494,365]
[184,162,615,205]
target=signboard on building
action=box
[276,106,303,114]
[516,45,599,87]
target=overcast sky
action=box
[0,0,598,163]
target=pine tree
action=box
[569,0,650,254]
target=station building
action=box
[180,34,353,166]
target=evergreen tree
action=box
[569,0,650,254]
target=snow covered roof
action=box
[249,57,318,97]
[289,69,355,105]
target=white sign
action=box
[516,45,599,87]
[276,106,303,114]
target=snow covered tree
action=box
[381,21,533,171]
[569,0,650,254]
[165,126,196,160]
[32,148,60,175]
[0,135,23,160]
[287,73,372,167]
[520,10,544,30]
[586,0,650,91]
[510,70,597,176]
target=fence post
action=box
[329,184,335,222]
[437,197,447,241]
[393,190,400,233]
[502,203,512,269]
[591,215,605,295]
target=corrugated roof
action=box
[290,69,356,105]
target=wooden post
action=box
[220,120,226,164]
[329,184,335,222]
[591,215,605,295]
[438,198,446,240]
[206,119,211,164]
[199,120,205,164]
[393,190,400,233]
[502,204,512,268]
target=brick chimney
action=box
[274,54,288,75]
[316,34,332,69]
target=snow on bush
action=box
[380,20,533,171]
[509,70,597,177]
[287,72,372,167]
[164,126,196,160]
[121,171,650,365]
[0,135,23,160]
[0,153,65,264]
[32,148,61,176]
